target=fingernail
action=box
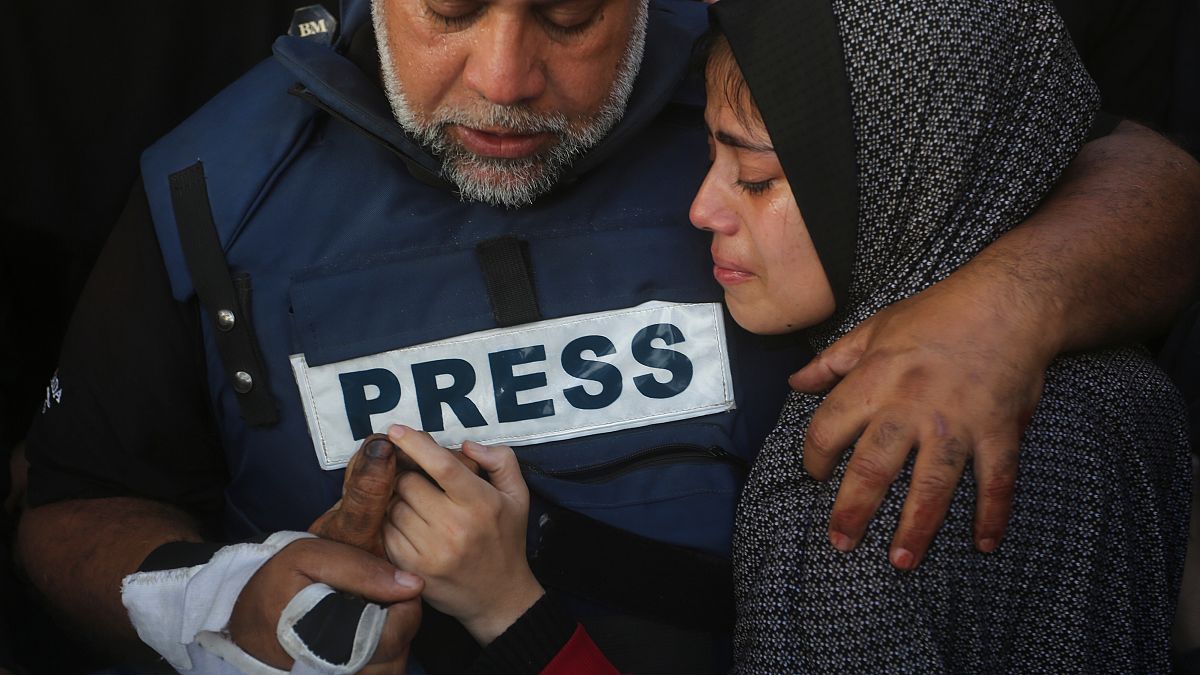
[977,538,997,553]
[890,547,915,570]
[829,531,855,552]
[366,439,394,460]
[388,424,407,440]
[394,571,421,589]
[462,440,489,454]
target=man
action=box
[17,0,1200,673]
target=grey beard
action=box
[372,1,648,208]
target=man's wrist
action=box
[942,252,1066,368]
[121,531,315,671]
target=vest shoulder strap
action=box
[142,56,322,302]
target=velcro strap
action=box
[476,236,542,327]
[169,161,279,426]
[278,583,387,673]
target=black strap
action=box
[476,236,542,327]
[138,540,227,572]
[292,592,368,667]
[169,162,279,426]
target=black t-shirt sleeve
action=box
[24,181,227,523]
[1054,0,1178,130]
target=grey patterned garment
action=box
[716,1,1194,672]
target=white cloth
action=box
[121,531,322,673]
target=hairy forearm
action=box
[952,121,1200,356]
[17,497,203,654]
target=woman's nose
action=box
[690,169,739,235]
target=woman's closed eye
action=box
[736,178,776,195]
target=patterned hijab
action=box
[711,0,1098,349]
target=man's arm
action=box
[20,496,425,669]
[15,181,226,655]
[986,121,1200,349]
[793,122,1200,569]
[18,498,202,651]
[16,184,424,669]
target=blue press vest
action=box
[141,0,803,560]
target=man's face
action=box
[372,0,647,207]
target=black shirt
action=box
[1053,0,1179,129]
[24,184,226,527]
[1,0,310,474]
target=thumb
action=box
[298,540,424,605]
[334,436,398,547]
[788,323,872,392]
[461,441,527,502]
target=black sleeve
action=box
[1054,0,1180,129]
[464,593,580,675]
[24,181,227,524]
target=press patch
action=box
[291,302,736,469]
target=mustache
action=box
[430,103,571,136]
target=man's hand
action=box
[792,274,1048,571]
[310,433,483,555]
[309,435,400,558]
[382,425,544,645]
[792,122,1200,572]
[229,537,424,672]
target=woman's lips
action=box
[712,254,755,285]
[451,126,554,159]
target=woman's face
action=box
[690,87,835,335]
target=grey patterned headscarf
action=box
[712,2,1192,672]
[713,0,1097,349]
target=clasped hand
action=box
[231,429,542,669]
[381,425,546,644]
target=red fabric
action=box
[539,625,624,675]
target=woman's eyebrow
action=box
[710,128,775,153]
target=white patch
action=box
[291,302,736,469]
[41,370,62,414]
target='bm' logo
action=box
[297,19,329,37]
[289,6,338,45]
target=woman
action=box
[697,0,1191,671]
[382,0,1191,671]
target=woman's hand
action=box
[382,425,544,644]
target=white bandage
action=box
[121,531,384,673]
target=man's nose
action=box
[463,19,547,106]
